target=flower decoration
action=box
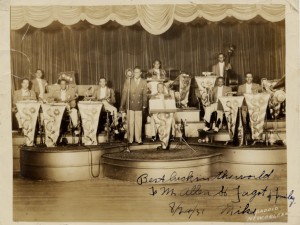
[54,108,60,116]
[29,107,36,114]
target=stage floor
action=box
[14,166,288,222]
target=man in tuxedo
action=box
[237,72,262,95]
[47,79,78,129]
[212,53,232,81]
[203,76,232,132]
[31,69,48,101]
[12,78,37,131]
[120,66,148,144]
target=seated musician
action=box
[148,59,166,80]
[149,83,175,145]
[31,69,48,101]
[203,76,232,132]
[237,72,262,96]
[46,79,79,129]
[91,77,118,126]
[237,72,262,141]
[12,78,37,132]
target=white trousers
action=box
[203,103,223,125]
[69,108,78,128]
[127,110,142,143]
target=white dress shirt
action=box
[21,89,30,97]
[36,78,44,97]
[219,62,225,77]
[154,69,160,79]
[99,87,107,99]
[61,89,67,101]
[135,78,141,85]
[216,86,223,102]
[246,83,252,94]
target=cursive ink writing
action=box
[169,201,205,219]
[220,203,256,216]
[136,169,274,185]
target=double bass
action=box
[225,45,239,91]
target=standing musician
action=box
[46,79,79,129]
[148,59,167,80]
[31,69,48,101]
[212,53,232,82]
[120,66,148,144]
[203,77,232,132]
[13,78,37,132]
[91,77,118,126]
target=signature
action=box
[220,203,256,215]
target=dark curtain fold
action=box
[11,19,285,107]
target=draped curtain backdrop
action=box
[10,5,285,107]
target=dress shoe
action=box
[213,127,219,133]
[151,136,156,142]
[138,142,143,145]
[170,135,175,141]
[157,146,163,151]
[203,126,210,132]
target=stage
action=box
[19,138,286,182]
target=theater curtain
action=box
[11,5,285,34]
[10,19,285,107]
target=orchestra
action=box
[12,57,285,148]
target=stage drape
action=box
[11,5,285,34]
[11,19,285,107]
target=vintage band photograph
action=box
[0,0,299,224]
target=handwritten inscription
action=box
[136,169,274,185]
[137,169,294,220]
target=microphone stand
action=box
[124,76,131,153]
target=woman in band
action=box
[147,59,166,80]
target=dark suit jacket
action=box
[148,68,166,80]
[13,89,37,108]
[237,83,262,96]
[92,86,116,104]
[48,88,77,108]
[120,78,148,111]
[210,85,232,103]
[31,78,48,97]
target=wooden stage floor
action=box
[13,169,288,223]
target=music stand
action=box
[172,120,196,152]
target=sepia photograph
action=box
[0,0,299,224]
